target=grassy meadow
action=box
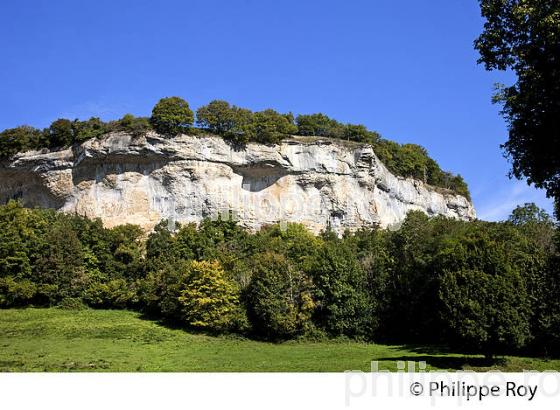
[1,308,559,372]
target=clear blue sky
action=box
[0,0,554,220]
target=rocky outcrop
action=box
[0,132,476,234]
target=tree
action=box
[116,114,152,137]
[475,0,560,215]
[196,100,237,134]
[295,113,344,138]
[251,109,297,144]
[0,126,42,158]
[509,202,553,226]
[311,239,373,338]
[246,252,315,339]
[45,119,74,148]
[439,267,531,359]
[178,260,243,332]
[150,97,194,135]
[196,100,254,144]
[72,117,107,142]
[0,201,34,278]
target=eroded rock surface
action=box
[0,133,476,234]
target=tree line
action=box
[0,97,470,199]
[0,200,558,359]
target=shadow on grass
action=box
[374,355,505,370]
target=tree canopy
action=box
[0,96,471,198]
[475,0,560,215]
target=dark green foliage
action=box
[311,239,373,338]
[0,200,559,355]
[246,252,315,339]
[0,97,470,198]
[440,267,530,358]
[251,109,298,144]
[44,119,74,148]
[373,140,471,199]
[0,126,43,158]
[434,226,533,357]
[150,96,194,135]
[83,279,135,309]
[72,117,108,142]
[296,113,345,138]
[196,100,254,145]
[475,0,560,215]
[114,114,152,137]
[295,113,379,143]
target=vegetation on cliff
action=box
[0,97,470,199]
[1,200,558,359]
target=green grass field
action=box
[1,308,558,372]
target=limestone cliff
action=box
[0,132,476,234]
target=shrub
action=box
[0,276,37,307]
[83,279,134,309]
[57,296,88,310]
[116,114,152,137]
[150,97,194,135]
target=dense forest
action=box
[1,200,558,359]
[0,97,470,199]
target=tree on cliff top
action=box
[150,97,194,136]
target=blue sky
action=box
[0,0,554,220]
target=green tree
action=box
[295,113,344,138]
[72,117,107,142]
[246,252,315,339]
[196,100,254,144]
[439,267,531,359]
[45,118,74,148]
[178,260,243,332]
[150,97,194,135]
[251,109,297,144]
[0,126,42,158]
[475,0,560,215]
[116,114,152,137]
[311,239,372,338]
[196,100,238,134]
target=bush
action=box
[150,97,194,135]
[116,114,152,137]
[57,296,88,310]
[0,277,37,307]
[83,279,134,309]
[246,252,315,339]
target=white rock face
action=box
[0,132,476,234]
